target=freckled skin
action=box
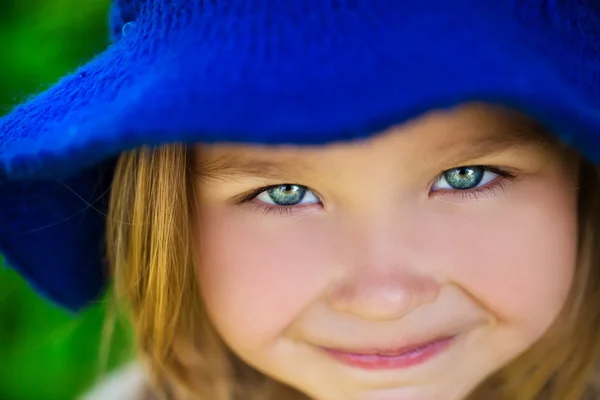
[193,104,579,400]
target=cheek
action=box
[430,177,577,340]
[195,206,336,350]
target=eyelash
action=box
[244,200,308,217]
[235,187,317,217]
[432,165,517,200]
[235,165,518,216]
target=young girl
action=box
[2,1,600,399]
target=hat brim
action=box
[1,2,600,310]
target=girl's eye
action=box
[432,166,499,191]
[255,184,320,206]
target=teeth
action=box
[375,342,434,357]
[379,348,424,357]
[402,347,428,358]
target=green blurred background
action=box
[1,1,133,399]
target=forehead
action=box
[193,103,551,178]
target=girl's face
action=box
[193,104,578,400]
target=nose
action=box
[328,268,440,322]
[324,193,443,322]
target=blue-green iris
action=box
[268,185,307,205]
[443,167,484,189]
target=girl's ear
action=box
[109,0,146,41]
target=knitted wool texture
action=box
[1,0,600,310]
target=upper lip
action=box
[318,334,457,356]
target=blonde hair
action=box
[106,142,600,400]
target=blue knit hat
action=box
[1,0,600,311]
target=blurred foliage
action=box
[0,0,110,110]
[0,1,134,399]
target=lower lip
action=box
[321,336,455,370]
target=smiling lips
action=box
[321,336,456,370]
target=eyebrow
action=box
[433,119,551,166]
[194,117,553,181]
[194,152,315,182]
